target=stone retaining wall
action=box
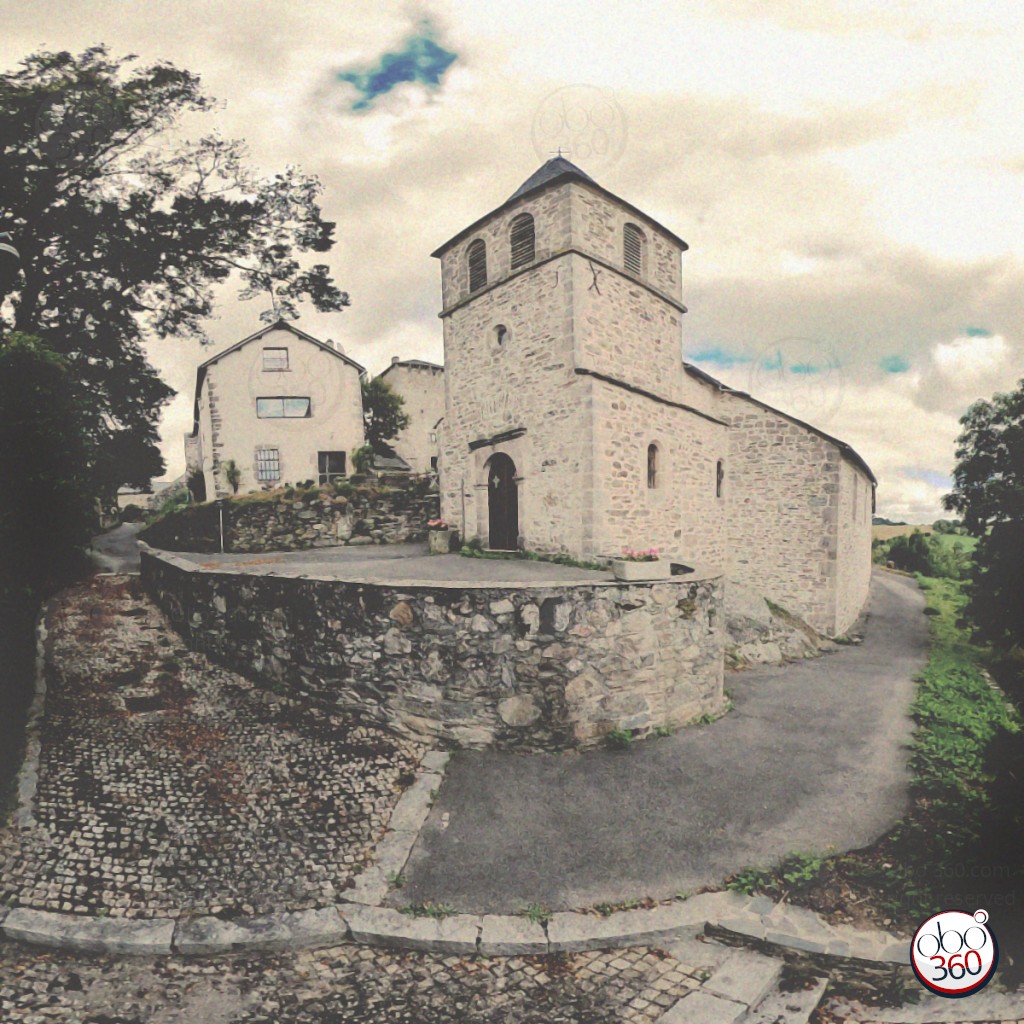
[140,480,439,554]
[141,549,724,750]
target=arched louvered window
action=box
[647,444,659,489]
[623,223,645,276]
[468,239,487,292]
[510,213,535,269]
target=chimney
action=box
[391,356,400,365]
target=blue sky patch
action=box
[688,346,752,368]
[790,362,819,374]
[964,326,993,338]
[880,355,910,373]
[337,23,457,111]
[902,467,951,489]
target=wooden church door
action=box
[487,453,518,550]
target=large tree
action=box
[943,377,1024,648]
[0,45,349,494]
[362,376,410,449]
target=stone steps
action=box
[656,948,831,1024]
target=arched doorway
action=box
[486,453,519,551]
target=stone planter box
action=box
[612,558,671,581]
[428,529,455,555]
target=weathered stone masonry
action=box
[142,549,724,751]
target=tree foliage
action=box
[361,376,409,449]
[0,45,350,495]
[944,378,1024,647]
[0,333,95,605]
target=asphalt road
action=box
[394,570,928,913]
[88,523,143,573]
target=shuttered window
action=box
[623,223,645,276]
[510,213,535,268]
[255,448,281,482]
[468,239,487,291]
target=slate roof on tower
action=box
[430,157,688,257]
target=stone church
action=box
[433,157,874,636]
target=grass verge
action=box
[724,575,1021,934]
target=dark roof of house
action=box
[430,157,688,258]
[683,362,877,484]
[372,445,412,472]
[379,358,444,377]
[188,319,366,437]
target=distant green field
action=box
[930,532,978,554]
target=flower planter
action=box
[428,529,455,555]
[611,558,671,581]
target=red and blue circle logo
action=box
[910,909,998,997]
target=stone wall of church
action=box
[569,183,683,300]
[720,393,873,635]
[585,377,729,567]
[439,252,591,554]
[835,459,874,634]
[438,185,572,310]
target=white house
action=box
[185,320,366,500]
[376,357,445,475]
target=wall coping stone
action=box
[140,544,724,591]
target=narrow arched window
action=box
[495,324,508,347]
[716,459,724,498]
[510,213,535,269]
[624,223,645,276]
[468,239,487,291]
[647,444,658,489]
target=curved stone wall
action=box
[141,549,724,751]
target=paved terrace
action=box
[171,541,623,585]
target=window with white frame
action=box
[256,396,311,418]
[262,347,289,371]
[255,448,281,482]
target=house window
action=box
[624,223,645,276]
[716,459,724,498]
[255,448,281,482]
[318,450,346,484]
[262,347,289,371]
[495,324,508,347]
[256,397,311,418]
[510,213,535,268]
[647,443,658,489]
[430,456,439,472]
[468,238,487,291]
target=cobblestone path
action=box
[0,937,717,1023]
[0,577,424,920]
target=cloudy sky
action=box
[4,0,1023,521]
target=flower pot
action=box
[612,558,671,581]
[428,529,454,554]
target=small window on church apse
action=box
[510,213,535,268]
[468,239,488,291]
[624,223,645,276]
[647,444,659,489]
[716,460,724,498]
[494,324,508,347]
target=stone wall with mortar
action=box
[587,377,729,566]
[438,250,591,555]
[834,459,874,635]
[141,549,725,751]
[718,392,874,636]
[140,482,439,554]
